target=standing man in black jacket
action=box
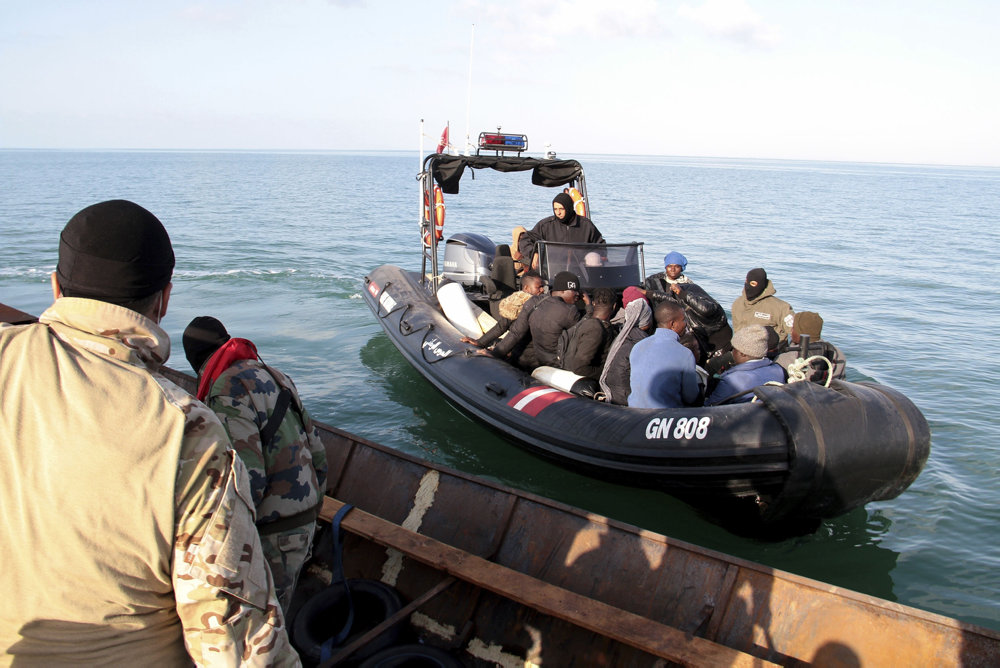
[517,193,604,271]
[643,251,731,363]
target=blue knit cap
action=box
[663,251,687,269]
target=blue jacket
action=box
[706,358,785,405]
[627,328,700,409]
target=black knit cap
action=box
[57,200,174,301]
[744,267,767,301]
[183,316,231,373]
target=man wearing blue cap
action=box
[642,251,731,364]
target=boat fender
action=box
[565,187,587,217]
[531,366,600,398]
[358,643,465,668]
[291,578,403,663]
[436,281,497,339]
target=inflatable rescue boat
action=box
[362,145,930,532]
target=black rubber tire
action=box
[291,578,403,664]
[357,643,465,668]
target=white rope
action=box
[749,380,786,402]
[786,355,834,387]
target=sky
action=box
[1,0,998,166]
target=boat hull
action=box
[362,264,930,529]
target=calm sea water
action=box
[2,149,998,631]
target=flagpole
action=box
[464,24,475,156]
[419,118,424,229]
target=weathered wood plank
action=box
[319,496,778,668]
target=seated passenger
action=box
[517,193,605,271]
[627,301,701,409]
[600,287,653,405]
[643,251,731,362]
[705,325,785,405]
[480,244,519,304]
[462,271,544,349]
[731,267,794,340]
[559,287,616,381]
[774,311,846,383]
[492,271,584,369]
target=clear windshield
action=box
[537,241,645,291]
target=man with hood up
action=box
[517,192,604,271]
[731,267,795,340]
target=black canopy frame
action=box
[417,154,589,292]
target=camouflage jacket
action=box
[204,359,328,525]
[0,298,299,667]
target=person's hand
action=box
[580,292,592,306]
[670,283,683,296]
[460,336,480,346]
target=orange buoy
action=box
[567,187,587,217]
[433,185,445,240]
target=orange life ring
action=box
[567,187,587,217]
[433,185,445,240]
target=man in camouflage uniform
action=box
[0,200,298,665]
[184,316,329,613]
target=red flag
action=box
[436,126,449,154]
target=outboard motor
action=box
[442,233,495,287]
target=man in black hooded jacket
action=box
[517,192,604,270]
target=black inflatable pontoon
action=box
[363,264,929,530]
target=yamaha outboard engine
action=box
[442,233,495,287]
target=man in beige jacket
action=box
[0,200,299,666]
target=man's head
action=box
[792,311,823,343]
[183,316,231,373]
[520,270,544,296]
[653,300,686,334]
[744,268,768,301]
[663,251,687,280]
[550,270,580,304]
[731,324,769,363]
[591,287,616,320]
[53,200,174,321]
[552,192,576,223]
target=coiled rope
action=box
[786,355,834,387]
